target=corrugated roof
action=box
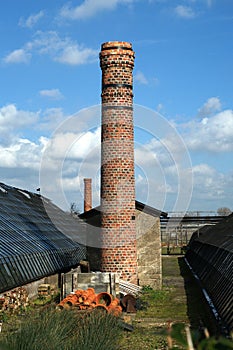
[0,182,86,293]
[190,213,233,251]
[186,213,233,332]
[79,200,167,220]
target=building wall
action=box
[136,210,162,289]
[84,214,102,272]
[83,208,162,289]
[0,274,59,302]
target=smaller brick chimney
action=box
[84,178,92,212]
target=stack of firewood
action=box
[0,287,29,312]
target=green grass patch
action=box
[0,308,122,350]
[120,326,168,350]
[1,257,229,349]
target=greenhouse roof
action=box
[0,182,86,293]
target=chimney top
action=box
[101,41,133,50]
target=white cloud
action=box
[0,108,99,210]
[39,89,64,100]
[3,49,31,64]
[134,71,148,85]
[1,98,231,213]
[58,0,213,22]
[60,0,134,20]
[192,163,227,200]
[44,127,101,161]
[0,137,44,170]
[19,11,44,28]
[41,132,78,161]
[61,176,81,191]
[193,163,216,177]
[30,31,98,65]
[56,45,97,65]
[0,104,39,135]
[134,129,193,212]
[198,97,221,117]
[184,109,233,152]
[69,128,101,160]
[39,125,101,210]
[134,71,159,86]
[174,5,196,18]
[3,31,97,66]
[39,108,67,131]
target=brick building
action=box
[79,199,166,289]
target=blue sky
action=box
[1,0,233,214]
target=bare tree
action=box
[70,202,80,216]
[217,207,232,216]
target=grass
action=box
[162,246,186,255]
[0,308,122,350]
[119,326,168,350]
[120,257,189,349]
[120,256,222,349]
[0,257,228,349]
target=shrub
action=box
[70,309,122,350]
[0,308,122,350]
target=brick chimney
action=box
[84,178,92,212]
[99,41,137,283]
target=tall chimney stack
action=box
[84,178,92,212]
[99,41,137,283]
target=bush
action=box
[0,308,122,350]
[71,310,122,350]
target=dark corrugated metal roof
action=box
[189,213,233,251]
[186,213,233,332]
[79,200,167,220]
[0,182,86,293]
[135,200,167,218]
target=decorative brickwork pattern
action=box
[99,41,137,283]
[84,178,92,212]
